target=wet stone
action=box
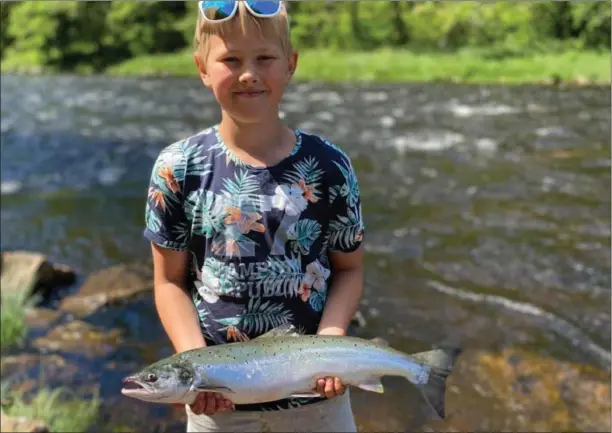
[0,251,76,299]
[59,263,153,318]
[32,320,123,358]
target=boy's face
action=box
[195,21,297,124]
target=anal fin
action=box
[195,385,235,393]
[289,391,323,398]
[357,377,384,394]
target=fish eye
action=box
[146,373,158,383]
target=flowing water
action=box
[1,75,610,431]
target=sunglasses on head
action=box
[198,1,283,23]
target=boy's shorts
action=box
[185,392,357,432]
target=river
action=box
[1,75,610,431]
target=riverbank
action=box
[2,48,609,85]
[107,48,609,85]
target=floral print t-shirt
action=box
[144,125,364,411]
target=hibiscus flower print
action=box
[194,259,232,304]
[298,283,311,302]
[302,260,331,291]
[194,275,220,304]
[272,184,308,216]
[299,261,330,304]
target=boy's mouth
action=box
[234,90,266,98]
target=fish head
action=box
[121,359,195,404]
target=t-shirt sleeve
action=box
[143,142,191,251]
[326,152,365,253]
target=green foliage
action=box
[4,1,110,72]
[105,47,610,84]
[104,1,187,58]
[0,289,36,351]
[0,1,609,73]
[2,383,100,432]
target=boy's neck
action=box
[217,114,295,166]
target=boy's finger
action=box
[334,377,345,395]
[324,377,335,399]
[205,393,217,414]
[190,400,204,415]
[315,378,326,394]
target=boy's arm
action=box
[317,247,364,337]
[151,243,206,353]
[152,243,234,414]
[315,246,364,398]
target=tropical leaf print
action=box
[145,203,161,233]
[221,169,261,210]
[327,206,363,251]
[240,298,294,335]
[308,287,326,312]
[171,220,191,245]
[185,189,225,239]
[283,156,324,203]
[287,219,321,255]
[256,255,303,298]
[203,257,240,296]
[318,236,331,269]
[332,159,360,208]
[181,140,212,178]
[193,296,210,328]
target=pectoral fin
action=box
[357,377,385,394]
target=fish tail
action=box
[413,348,462,420]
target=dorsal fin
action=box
[256,324,302,339]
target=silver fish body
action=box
[121,326,461,419]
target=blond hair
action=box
[193,2,293,63]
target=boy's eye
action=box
[258,56,275,61]
[224,57,239,63]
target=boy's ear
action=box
[193,53,212,88]
[287,50,299,81]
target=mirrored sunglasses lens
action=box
[246,1,281,15]
[200,1,236,20]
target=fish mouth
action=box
[121,377,145,391]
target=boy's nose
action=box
[239,72,259,85]
[239,64,259,84]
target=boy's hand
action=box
[177,392,234,415]
[315,376,346,399]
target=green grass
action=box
[1,381,100,432]
[0,289,35,351]
[104,48,610,84]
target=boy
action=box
[144,1,365,431]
